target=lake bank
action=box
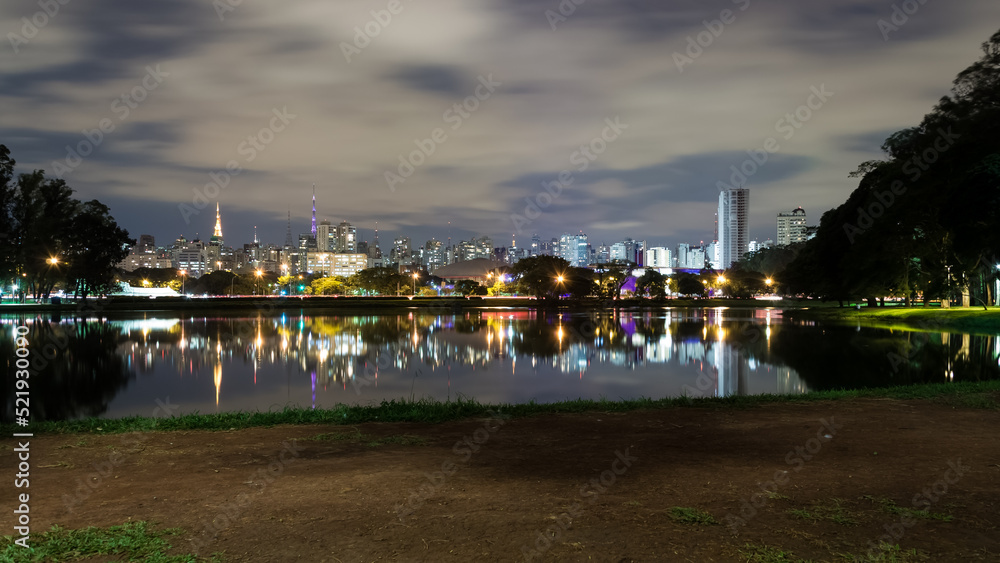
[784,305,1000,334]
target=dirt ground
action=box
[4,399,1000,562]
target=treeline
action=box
[742,29,1000,307]
[0,146,134,299]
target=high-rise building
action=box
[776,207,808,246]
[645,247,671,268]
[717,187,749,269]
[336,221,357,253]
[557,233,589,267]
[424,239,445,272]
[316,220,333,252]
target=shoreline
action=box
[5,379,998,436]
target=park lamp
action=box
[717,275,726,284]
[765,277,773,286]
[47,256,59,266]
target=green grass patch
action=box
[668,506,718,525]
[7,379,1000,436]
[787,498,860,526]
[0,521,219,562]
[307,429,429,447]
[861,496,953,522]
[784,306,1000,334]
[839,541,928,562]
[737,542,812,563]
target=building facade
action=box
[776,207,808,246]
[717,187,749,269]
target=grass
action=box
[839,542,928,562]
[861,496,953,522]
[738,542,812,562]
[6,378,999,436]
[668,506,719,525]
[784,306,1000,333]
[787,498,860,526]
[307,428,430,447]
[0,521,219,562]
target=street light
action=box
[555,274,565,299]
[179,270,187,295]
[47,257,59,266]
[255,269,263,295]
[412,272,419,295]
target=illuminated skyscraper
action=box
[717,187,748,268]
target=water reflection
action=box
[2,308,999,421]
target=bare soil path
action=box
[4,399,1000,562]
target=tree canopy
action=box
[779,29,1000,307]
[0,146,133,299]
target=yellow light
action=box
[765,278,773,285]
[47,257,59,265]
[717,276,726,284]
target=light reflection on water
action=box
[3,307,999,421]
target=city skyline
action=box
[2,2,998,251]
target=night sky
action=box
[3,0,998,250]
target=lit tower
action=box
[210,202,223,245]
[310,184,317,237]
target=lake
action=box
[3,307,999,421]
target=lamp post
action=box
[555,274,565,299]
[255,269,263,295]
[179,270,187,295]
[412,272,419,295]
[765,277,773,295]
[230,274,236,297]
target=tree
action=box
[64,200,133,298]
[595,260,635,300]
[0,150,133,300]
[671,272,705,297]
[510,255,571,299]
[310,276,348,295]
[785,29,1000,307]
[350,266,408,295]
[454,279,487,296]
[635,270,667,299]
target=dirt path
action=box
[4,399,1000,562]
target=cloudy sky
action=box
[2,0,998,251]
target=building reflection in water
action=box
[7,307,998,421]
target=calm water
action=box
[3,308,999,421]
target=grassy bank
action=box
[784,305,1000,333]
[5,379,998,436]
